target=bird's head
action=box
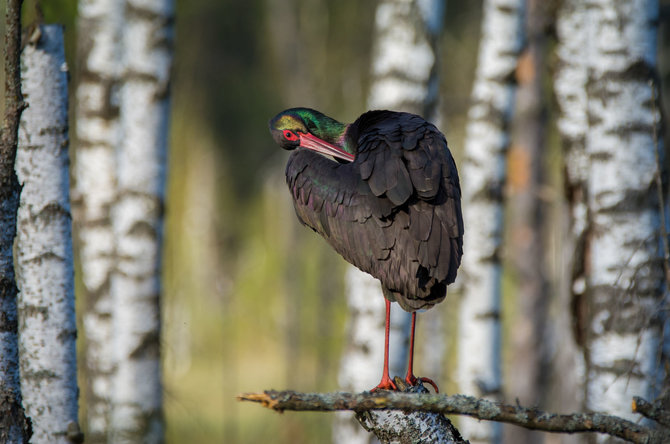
[269,108,355,162]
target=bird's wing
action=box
[286,150,396,275]
[353,111,463,285]
[285,112,463,307]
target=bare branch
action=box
[352,380,466,444]
[238,390,670,443]
[633,395,670,428]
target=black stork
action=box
[269,108,463,392]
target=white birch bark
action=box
[585,0,661,429]
[110,0,174,442]
[74,0,123,440]
[555,1,665,440]
[334,269,393,444]
[457,1,524,443]
[555,0,590,247]
[16,25,80,444]
[367,0,445,120]
[335,1,445,442]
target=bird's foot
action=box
[370,374,397,392]
[405,374,439,393]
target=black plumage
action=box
[282,110,463,312]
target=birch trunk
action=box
[334,1,446,442]
[74,0,123,440]
[366,0,445,120]
[585,0,662,430]
[555,1,665,440]
[0,0,31,441]
[16,25,80,444]
[334,269,401,444]
[457,1,524,443]
[110,0,174,441]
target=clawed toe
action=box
[371,374,397,392]
[405,374,439,393]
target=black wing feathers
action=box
[286,110,463,311]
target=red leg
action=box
[371,299,397,391]
[404,312,439,393]
[404,312,418,385]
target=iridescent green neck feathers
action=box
[270,108,352,154]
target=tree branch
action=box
[352,380,466,443]
[238,390,670,443]
[633,395,670,428]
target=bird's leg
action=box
[371,299,397,392]
[404,311,439,393]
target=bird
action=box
[269,108,463,392]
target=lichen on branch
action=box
[238,389,670,443]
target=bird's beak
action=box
[299,133,355,162]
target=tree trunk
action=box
[0,0,32,442]
[555,1,665,441]
[457,0,524,443]
[585,0,663,430]
[334,1,446,442]
[74,0,123,440]
[334,268,398,444]
[110,0,174,442]
[15,25,81,444]
[553,2,591,441]
[505,1,551,443]
[366,0,445,120]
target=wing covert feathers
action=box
[285,110,463,312]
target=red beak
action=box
[299,133,354,162]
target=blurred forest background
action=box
[1,0,670,443]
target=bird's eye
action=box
[283,130,299,142]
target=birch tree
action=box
[555,0,665,433]
[109,0,174,441]
[334,1,446,442]
[16,25,80,444]
[0,0,31,441]
[457,1,524,443]
[74,0,123,440]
